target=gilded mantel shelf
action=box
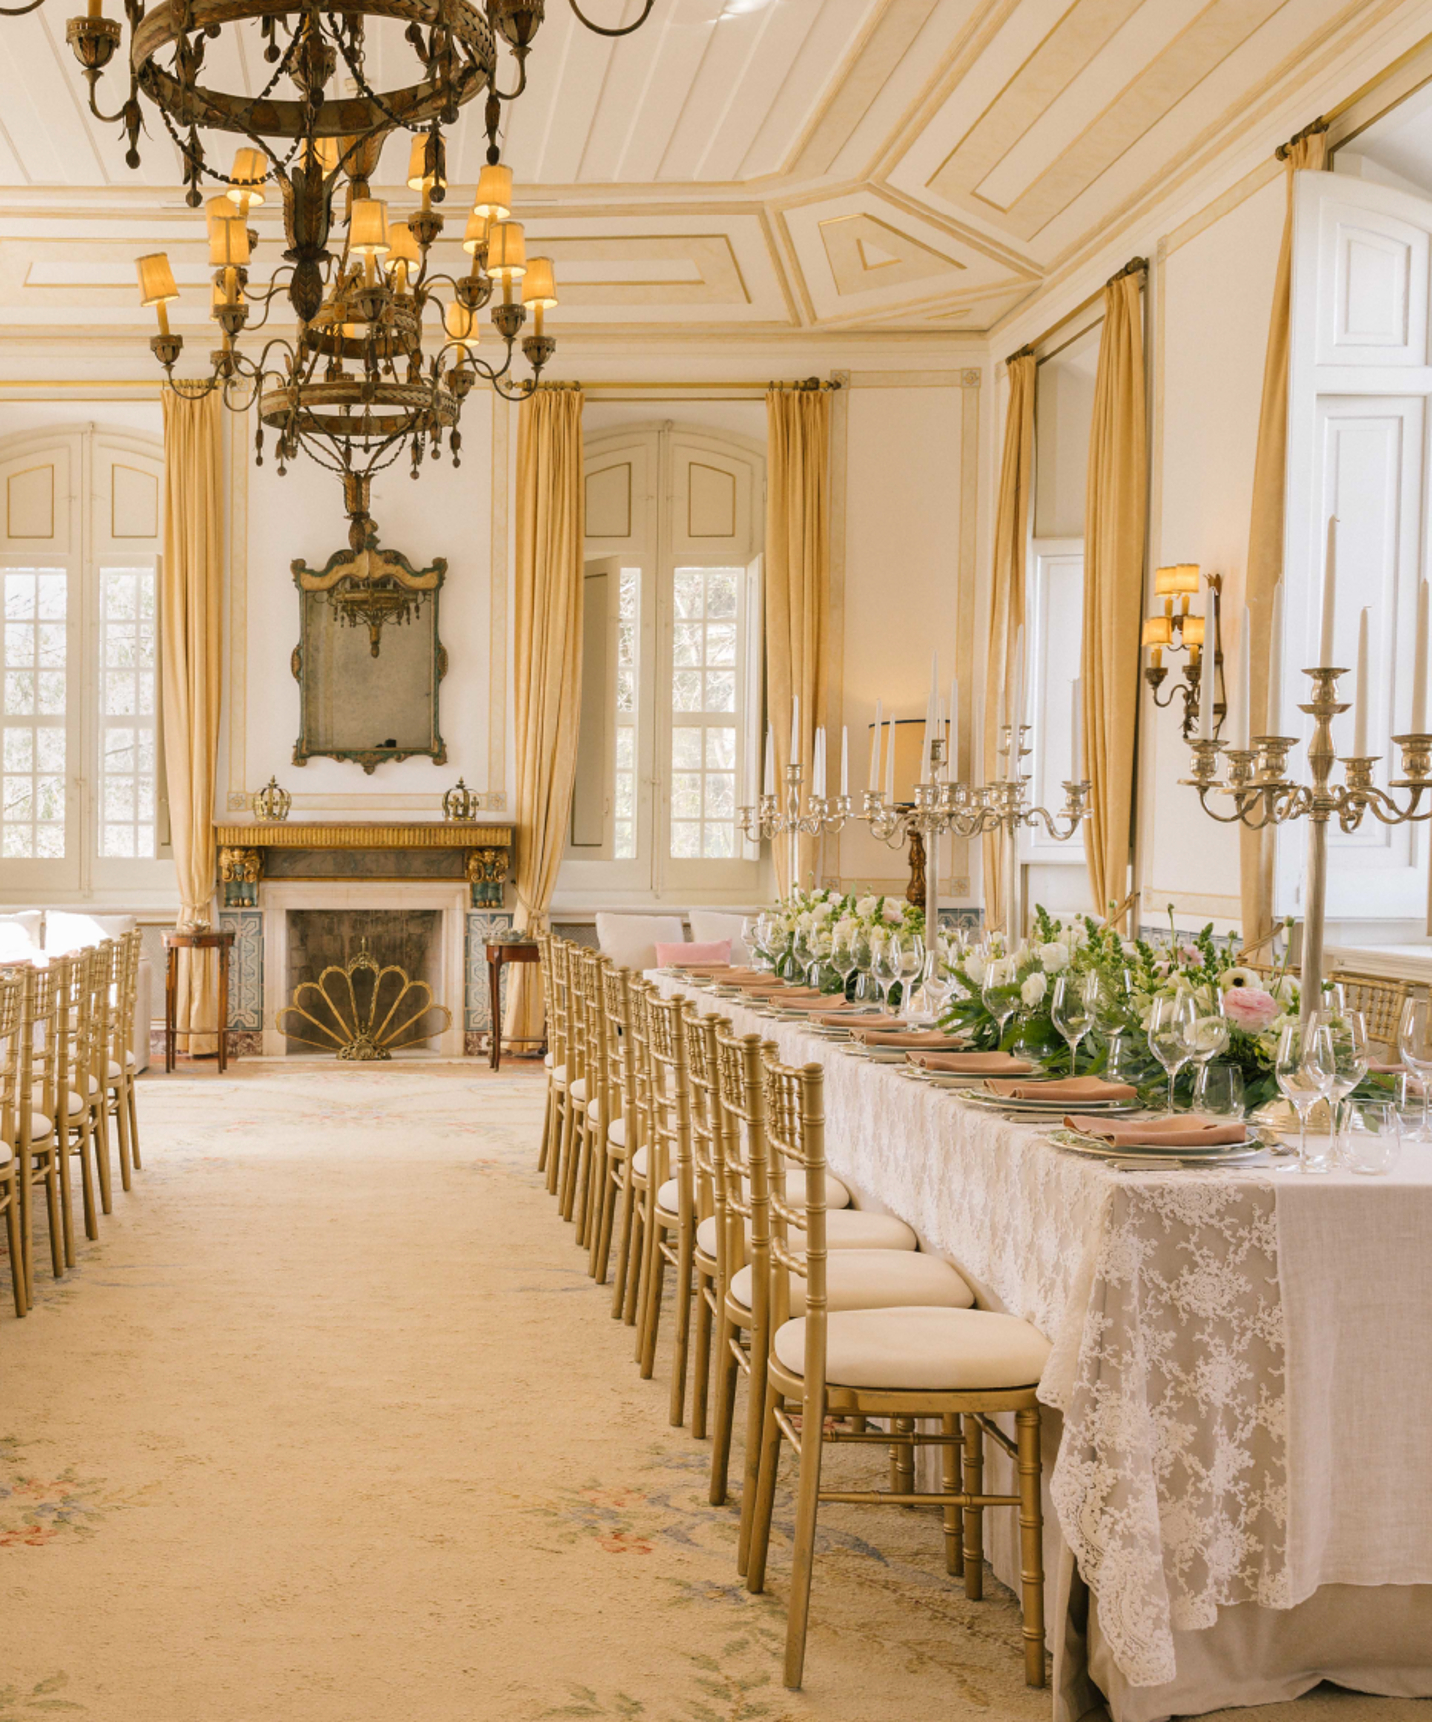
[214,822,512,849]
[214,822,514,908]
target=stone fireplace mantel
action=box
[214,820,514,909]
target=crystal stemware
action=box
[1051,973,1099,1075]
[1342,1097,1401,1175]
[1180,989,1230,1089]
[871,933,902,1014]
[1398,996,1432,1143]
[851,928,875,1004]
[1275,1021,1337,1173]
[896,931,925,1014]
[1147,991,1197,1116]
[981,957,1018,1046]
[1192,1060,1245,1120]
[1308,1006,1368,1163]
[829,925,857,1001]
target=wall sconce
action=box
[1143,566,1224,740]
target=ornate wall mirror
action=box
[291,531,448,774]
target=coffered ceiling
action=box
[0,0,1415,350]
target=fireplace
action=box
[261,881,468,1057]
[283,910,444,1055]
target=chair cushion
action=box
[632,1143,649,1180]
[544,1052,554,1069]
[595,912,686,973]
[0,1139,11,1167]
[34,1087,85,1120]
[12,1112,54,1141]
[656,1176,680,1216]
[569,1076,588,1104]
[774,1306,1052,1392]
[730,1250,974,1318]
[697,1214,719,1257]
[606,1116,626,1150]
[754,1169,850,1211]
[585,1096,602,1123]
[697,1207,918,1257]
[548,1063,568,1088]
[688,911,751,965]
[108,1060,126,1082]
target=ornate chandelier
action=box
[3,0,654,522]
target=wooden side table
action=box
[162,928,236,1074]
[485,940,544,1070]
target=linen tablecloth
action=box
[653,975,1432,1704]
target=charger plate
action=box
[959,1090,1140,1116]
[1049,1126,1259,1161]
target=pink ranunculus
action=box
[1221,986,1281,1032]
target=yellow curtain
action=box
[160,386,224,1054]
[1080,271,1148,931]
[765,386,831,896]
[1240,129,1329,953]
[982,352,1036,933]
[504,387,585,1046]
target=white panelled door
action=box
[1284,170,1432,924]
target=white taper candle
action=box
[1267,583,1284,737]
[1414,582,1430,733]
[763,724,774,796]
[868,699,882,791]
[885,713,895,802]
[1320,516,1338,667]
[1353,607,1370,755]
[840,726,848,796]
[1238,604,1252,752]
[1199,580,1217,741]
[1071,678,1083,779]
[790,694,800,765]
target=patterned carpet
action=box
[0,1069,1422,1722]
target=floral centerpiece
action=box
[761,886,924,994]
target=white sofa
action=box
[594,912,686,973]
[0,910,152,1072]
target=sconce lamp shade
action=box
[349,198,391,256]
[521,256,557,308]
[1154,564,1200,597]
[211,278,244,317]
[1181,614,1205,647]
[444,301,479,345]
[136,252,179,306]
[473,163,513,220]
[1141,616,1173,648]
[386,221,421,270]
[406,133,444,192]
[462,207,490,255]
[487,221,527,281]
[226,147,268,207]
[206,201,250,268]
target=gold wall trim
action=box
[488,390,509,808]
[214,822,513,849]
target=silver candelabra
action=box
[737,761,854,890]
[1184,664,1432,1016]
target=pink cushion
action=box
[655,940,731,968]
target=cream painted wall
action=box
[836,383,968,902]
[230,391,507,819]
[1137,175,1286,932]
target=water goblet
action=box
[1398,997,1432,1142]
[1342,1098,1401,1175]
[792,923,819,988]
[1192,1060,1245,1121]
[1105,1029,1146,1091]
[1395,1071,1430,1144]
[896,931,926,1013]
[981,957,1018,1046]
[871,933,902,1014]
[1147,992,1198,1116]
[1275,1021,1338,1173]
[1308,1007,1368,1162]
[1051,973,1098,1075]
[829,926,857,1001]
[851,928,875,1004]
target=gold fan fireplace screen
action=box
[277,942,451,1060]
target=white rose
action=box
[834,916,858,940]
[812,901,834,922]
[855,896,879,920]
[964,953,986,985]
[882,899,903,924]
[1039,941,1070,973]
[1021,973,1047,1007]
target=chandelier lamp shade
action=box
[2,0,657,520]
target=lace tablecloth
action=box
[653,976,1432,1691]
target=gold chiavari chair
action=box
[30,956,77,1269]
[683,1003,724,1440]
[11,964,65,1301]
[0,972,28,1316]
[635,990,697,1424]
[745,1052,1052,1692]
[105,930,143,1181]
[556,944,591,1224]
[80,942,117,1213]
[575,949,613,1250]
[1330,968,1420,1058]
[564,948,603,1237]
[589,964,637,1286]
[50,951,99,1261]
[707,1028,924,1551]
[536,933,560,1174]
[544,939,577,1198]
[615,978,655,1328]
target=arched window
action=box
[0,426,169,899]
[563,422,764,903]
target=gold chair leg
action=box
[16,1152,33,1304]
[891,1415,916,1502]
[589,1153,618,1283]
[42,1160,64,1280]
[637,1226,667,1380]
[691,1275,713,1440]
[562,1115,588,1225]
[708,1316,741,1505]
[537,1085,555,1173]
[126,1080,141,1170]
[735,1327,769,1574]
[53,1134,75,1269]
[1017,1406,1047,1688]
[74,1124,99,1243]
[4,1181,25,1316]
[963,1413,984,1601]
[667,1219,695,1426]
[92,1105,113,1216]
[744,1382,784,1595]
[783,1387,826,1691]
[942,1413,963,1577]
[610,1168,636,1319]
[112,1086,133,1192]
[550,1092,574,1198]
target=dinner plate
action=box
[1051,1128,1262,1164]
[959,1091,1139,1115]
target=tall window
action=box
[0,428,168,898]
[565,425,764,903]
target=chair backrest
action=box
[625,979,656,1163]
[0,969,23,1149]
[600,963,634,1125]
[762,1052,827,1350]
[50,951,82,1124]
[595,912,686,973]
[645,991,692,1219]
[682,1003,721,1225]
[1329,968,1418,1054]
[688,910,751,964]
[548,939,573,1070]
[24,963,58,1147]
[83,942,115,1096]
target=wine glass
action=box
[829,926,857,1001]
[1051,973,1099,1075]
[981,957,1018,1045]
[1181,989,1230,1087]
[850,928,875,1005]
[872,933,904,1014]
[1275,1021,1338,1173]
[1147,992,1197,1115]
[1395,1071,1430,1144]
[896,931,925,1013]
[1192,1060,1245,1120]
[792,922,819,988]
[1398,997,1432,1142]
[1308,1006,1368,1163]
[1105,1029,1146,1090]
[1342,1098,1401,1175]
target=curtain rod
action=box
[1004,255,1148,368]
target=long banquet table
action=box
[653,973,1432,1722]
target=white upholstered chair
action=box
[688,911,751,964]
[595,913,685,973]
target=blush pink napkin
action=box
[984,1075,1137,1102]
[813,1012,907,1030]
[656,940,731,967]
[1069,1115,1248,1148]
[847,1028,967,1049]
[908,1051,1035,1074]
[1368,1060,1406,1075]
